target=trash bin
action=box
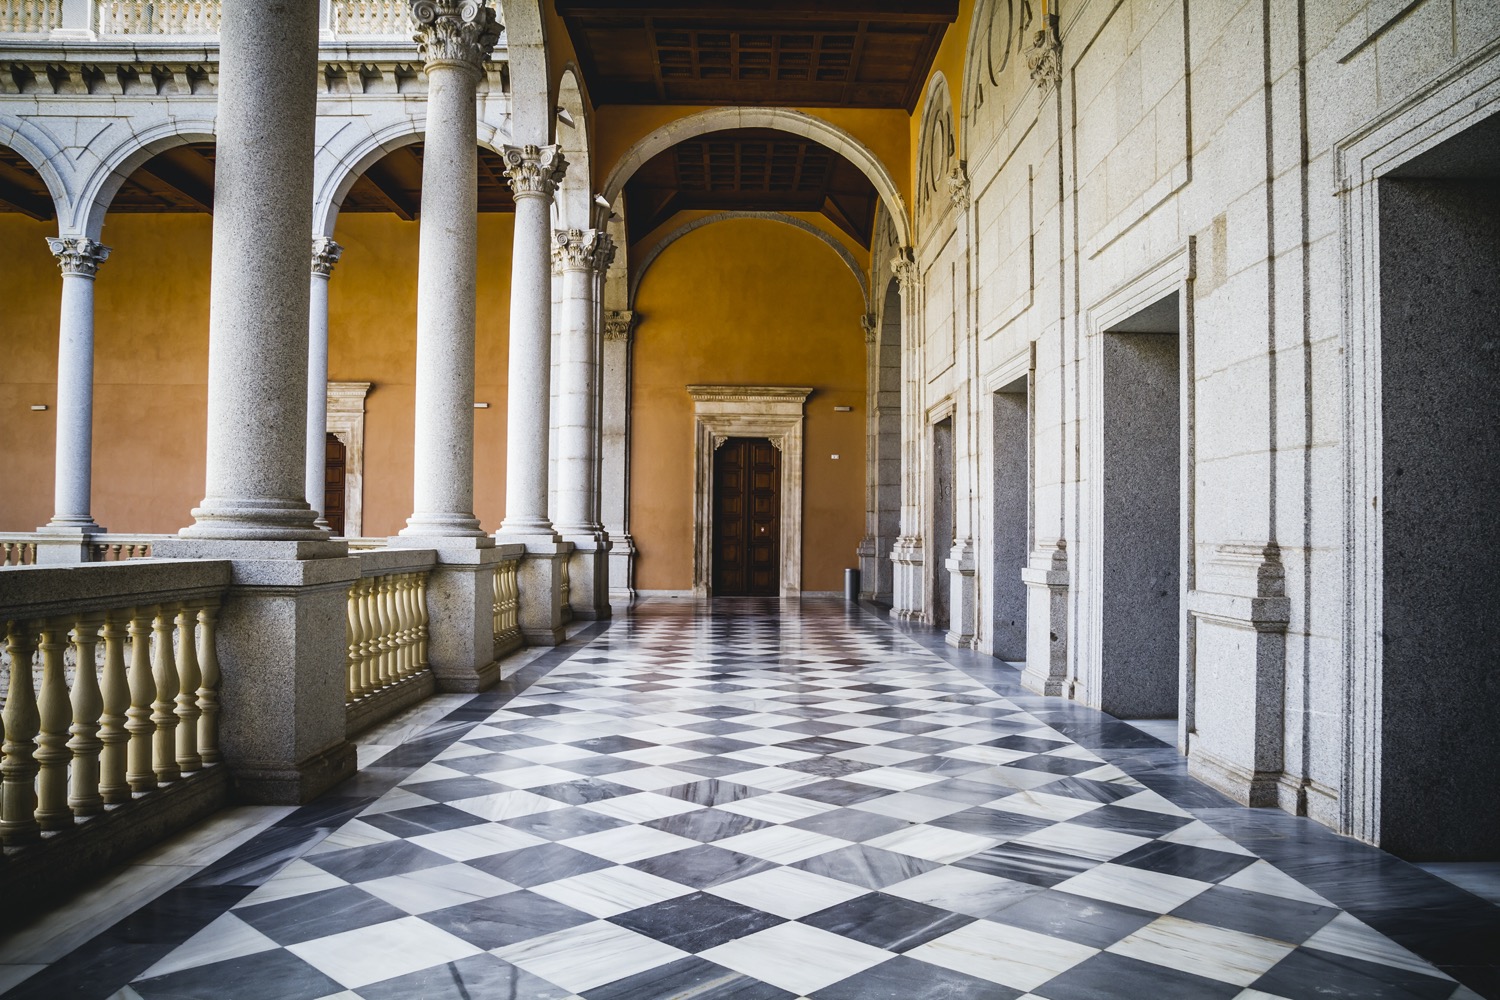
[844,568,860,602]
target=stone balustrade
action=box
[344,548,436,735]
[0,1,416,35]
[89,534,164,562]
[0,0,58,32]
[96,0,217,35]
[0,537,38,567]
[331,0,411,36]
[0,559,231,910]
[493,554,521,658]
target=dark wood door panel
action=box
[713,437,781,596]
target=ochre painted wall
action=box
[0,210,516,537]
[630,218,867,592]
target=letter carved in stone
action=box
[310,237,344,277]
[46,237,111,278]
[411,0,501,74]
[501,144,567,200]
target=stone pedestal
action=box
[944,538,977,649]
[389,537,502,692]
[565,535,612,621]
[890,536,925,621]
[514,541,573,646]
[1021,540,1070,696]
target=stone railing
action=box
[0,537,38,567]
[90,534,164,562]
[344,548,435,735]
[493,553,521,658]
[96,0,218,35]
[0,560,232,912]
[0,0,59,32]
[331,0,410,35]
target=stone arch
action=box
[600,107,912,248]
[916,73,957,225]
[553,63,593,232]
[71,116,217,238]
[0,115,72,224]
[629,212,870,313]
[498,0,551,145]
[312,116,513,238]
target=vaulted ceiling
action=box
[624,128,878,247]
[0,147,56,220]
[557,0,957,110]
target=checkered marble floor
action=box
[18,600,1492,999]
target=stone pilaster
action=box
[498,143,572,645]
[306,237,343,532]
[1021,539,1070,696]
[601,309,637,605]
[38,236,110,562]
[889,247,926,621]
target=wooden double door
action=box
[712,437,781,596]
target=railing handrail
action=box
[0,1,438,36]
[0,560,231,622]
[350,547,435,578]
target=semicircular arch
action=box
[600,108,911,248]
[0,115,72,224]
[71,115,218,238]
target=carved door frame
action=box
[688,385,812,599]
[327,381,372,538]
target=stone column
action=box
[498,144,572,645]
[153,1,357,805]
[387,0,506,692]
[553,229,612,620]
[601,309,636,605]
[889,248,926,620]
[306,237,343,531]
[38,237,110,562]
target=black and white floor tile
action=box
[5,599,1497,999]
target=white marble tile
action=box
[359,863,518,914]
[305,818,400,856]
[581,792,702,823]
[477,764,583,789]
[361,787,438,816]
[905,920,1097,991]
[1219,860,1333,906]
[503,743,600,764]
[612,744,704,765]
[288,916,483,989]
[531,865,692,917]
[726,766,822,792]
[494,919,689,993]
[1010,822,1151,862]
[398,762,469,785]
[706,865,869,918]
[883,865,1037,918]
[864,824,998,864]
[940,744,1036,764]
[1301,912,1450,978]
[1107,915,1295,987]
[722,745,813,766]
[1157,820,1255,856]
[409,823,547,862]
[1055,863,1212,913]
[448,790,567,822]
[822,726,905,745]
[232,859,349,908]
[985,791,1104,822]
[726,728,805,746]
[561,824,701,864]
[848,791,968,823]
[1110,788,1190,817]
[831,745,927,765]
[434,740,491,759]
[602,765,709,791]
[618,726,706,745]
[845,767,946,792]
[712,825,852,864]
[137,912,280,979]
[700,922,892,995]
[963,765,1065,791]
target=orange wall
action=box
[0,211,516,537]
[630,217,867,592]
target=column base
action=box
[33,524,103,565]
[608,534,637,607]
[499,538,575,646]
[561,531,613,620]
[399,514,487,538]
[1020,542,1070,697]
[231,740,358,805]
[890,536,925,621]
[154,537,349,561]
[944,539,977,649]
[180,498,329,542]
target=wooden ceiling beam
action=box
[134,154,214,214]
[359,157,419,221]
[0,185,53,221]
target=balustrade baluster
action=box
[196,604,220,763]
[415,572,429,667]
[174,605,201,772]
[125,610,156,792]
[34,620,73,830]
[98,612,131,801]
[399,574,416,678]
[67,614,106,816]
[150,606,181,782]
[345,579,360,701]
[1,623,41,845]
[376,576,395,688]
[357,577,376,695]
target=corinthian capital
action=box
[891,246,918,292]
[411,0,501,74]
[592,232,617,273]
[502,144,567,200]
[603,310,636,342]
[553,228,604,272]
[46,236,111,277]
[310,237,344,277]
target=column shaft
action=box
[183,1,322,539]
[306,238,342,530]
[43,238,110,533]
[554,230,604,534]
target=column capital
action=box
[603,309,636,343]
[592,232,617,273]
[310,236,344,277]
[553,228,606,273]
[861,313,879,345]
[46,236,111,278]
[502,144,566,200]
[411,0,501,75]
[891,246,918,292]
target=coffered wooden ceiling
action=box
[625,128,878,246]
[556,1,958,110]
[0,143,517,220]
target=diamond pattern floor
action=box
[9,599,1490,1000]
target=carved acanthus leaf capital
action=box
[861,313,879,345]
[592,232,617,272]
[1026,14,1063,90]
[411,0,501,74]
[553,228,605,272]
[603,309,636,342]
[891,246,918,293]
[502,144,567,200]
[46,236,111,277]
[310,237,344,277]
[948,163,971,211]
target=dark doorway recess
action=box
[931,416,955,629]
[325,433,347,538]
[713,438,781,596]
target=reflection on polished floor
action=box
[3,599,1497,999]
